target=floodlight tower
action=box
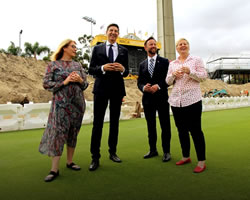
[82,16,96,37]
[157,0,176,60]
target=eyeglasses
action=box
[70,45,77,49]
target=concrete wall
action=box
[1,97,250,132]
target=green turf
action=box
[0,107,250,200]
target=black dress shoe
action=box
[89,160,99,171]
[144,151,158,159]
[109,154,122,163]
[162,153,171,162]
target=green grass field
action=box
[0,107,250,200]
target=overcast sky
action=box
[1,0,250,63]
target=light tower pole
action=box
[82,16,96,37]
[19,29,23,55]
[157,0,176,60]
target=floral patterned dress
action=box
[39,60,88,156]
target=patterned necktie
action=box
[148,58,154,77]
[108,44,114,63]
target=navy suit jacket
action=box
[89,42,129,97]
[137,55,170,105]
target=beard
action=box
[148,48,156,55]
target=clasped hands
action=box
[173,66,190,79]
[144,83,159,94]
[103,62,125,72]
[64,71,83,85]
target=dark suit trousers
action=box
[143,99,171,153]
[171,101,206,161]
[90,94,123,160]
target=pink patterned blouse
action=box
[166,55,207,107]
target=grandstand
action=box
[91,34,161,75]
[206,57,250,84]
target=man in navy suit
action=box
[88,23,129,171]
[137,37,171,162]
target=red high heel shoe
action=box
[176,158,191,165]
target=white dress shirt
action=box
[147,54,157,72]
[106,41,118,60]
[101,41,124,74]
[143,54,160,91]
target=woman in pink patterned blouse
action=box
[166,38,207,173]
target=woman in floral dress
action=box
[39,39,88,182]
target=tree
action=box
[5,41,21,56]
[42,51,53,61]
[0,49,7,54]
[24,42,50,60]
[73,34,93,72]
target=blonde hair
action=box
[50,39,75,61]
[175,38,190,47]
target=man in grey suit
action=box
[137,37,171,162]
[88,23,129,171]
